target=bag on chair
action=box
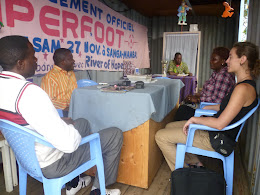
[171,167,226,195]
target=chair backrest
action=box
[77,79,98,88]
[232,98,260,141]
[0,119,53,178]
[154,77,170,79]
[57,109,63,117]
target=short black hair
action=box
[212,47,230,61]
[174,52,182,58]
[0,35,29,71]
[53,48,71,65]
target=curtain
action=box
[164,33,199,75]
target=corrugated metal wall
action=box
[241,0,260,194]
[150,16,239,88]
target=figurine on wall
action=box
[222,2,234,18]
[177,1,192,25]
[0,22,4,30]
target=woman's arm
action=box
[183,84,253,135]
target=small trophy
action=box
[161,60,168,77]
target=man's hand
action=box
[63,107,70,111]
[61,117,74,125]
[168,71,178,76]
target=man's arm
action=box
[41,76,68,109]
[19,85,81,153]
[168,61,177,75]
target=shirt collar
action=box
[0,71,26,80]
[53,65,73,76]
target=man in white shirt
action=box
[0,35,123,195]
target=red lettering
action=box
[40,6,60,37]
[94,21,104,43]
[81,16,92,38]
[62,10,78,38]
[106,27,114,47]
[6,0,34,27]
[116,29,124,48]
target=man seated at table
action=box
[0,35,123,195]
[168,52,193,76]
[41,48,77,117]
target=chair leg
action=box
[43,181,62,195]
[18,166,27,195]
[1,143,13,192]
[225,153,234,195]
[175,144,186,169]
[96,161,106,195]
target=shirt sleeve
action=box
[168,61,176,73]
[209,72,235,103]
[18,84,82,153]
[182,62,189,74]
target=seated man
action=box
[0,35,123,195]
[41,48,77,117]
[168,52,192,76]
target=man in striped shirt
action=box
[41,48,77,117]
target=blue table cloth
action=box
[69,79,184,133]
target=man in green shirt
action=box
[167,52,192,76]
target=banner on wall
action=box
[0,0,150,74]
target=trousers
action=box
[155,121,214,171]
[41,118,123,188]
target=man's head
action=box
[53,48,75,72]
[174,52,182,65]
[0,35,37,78]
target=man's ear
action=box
[16,59,25,71]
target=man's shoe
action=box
[66,176,91,195]
[90,188,121,195]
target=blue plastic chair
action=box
[0,119,106,195]
[154,77,170,79]
[77,79,98,88]
[175,98,260,195]
[194,102,219,117]
[56,109,63,117]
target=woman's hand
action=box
[183,117,196,135]
[184,95,200,104]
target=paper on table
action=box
[177,74,189,76]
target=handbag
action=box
[171,166,226,195]
[210,132,236,157]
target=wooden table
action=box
[69,79,183,188]
[117,106,178,188]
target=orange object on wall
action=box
[222,2,234,18]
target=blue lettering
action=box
[60,0,68,7]
[90,4,96,17]
[33,37,42,52]
[51,40,61,53]
[70,0,81,11]
[42,39,50,52]
[82,0,88,13]
[106,14,111,24]
[48,0,57,3]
